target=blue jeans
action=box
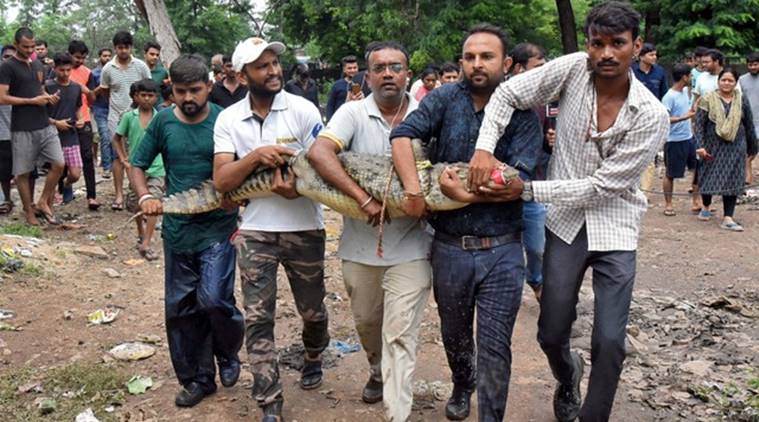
[93,107,112,171]
[430,238,524,422]
[522,201,546,288]
[164,240,245,389]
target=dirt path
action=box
[0,175,756,421]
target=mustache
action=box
[596,60,619,66]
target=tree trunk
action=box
[556,0,579,53]
[134,0,181,66]
[643,7,660,43]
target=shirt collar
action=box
[239,90,287,121]
[364,92,415,120]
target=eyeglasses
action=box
[370,63,405,74]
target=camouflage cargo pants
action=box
[236,229,330,407]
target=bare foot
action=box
[24,209,40,226]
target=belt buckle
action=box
[461,235,485,250]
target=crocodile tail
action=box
[161,180,222,214]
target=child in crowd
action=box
[414,66,439,102]
[112,78,164,260]
[46,52,84,205]
[157,83,174,110]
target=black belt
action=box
[434,231,521,251]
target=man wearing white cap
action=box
[213,37,329,422]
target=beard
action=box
[463,71,502,95]
[179,99,208,117]
[248,75,284,98]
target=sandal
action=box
[720,221,744,232]
[300,358,323,390]
[88,199,101,211]
[139,247,159,261]
[663,208,676,217]
[35,208,61,225]
[111,201,124,211]
[0,201,13,214]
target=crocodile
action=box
[160,142,519,219]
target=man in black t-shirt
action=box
[0,27,64,226]
[46,53,84,200]
[208,55,246,108]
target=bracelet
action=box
[138,194,155,206]
[403,191,424,200]
[359,196,373,209]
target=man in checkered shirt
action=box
[468,2,669,421]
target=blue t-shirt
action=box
[632,62,669,100]
[662,87,692,142]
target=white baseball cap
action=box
[232,37,286,72]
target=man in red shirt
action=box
[67,40,100,210]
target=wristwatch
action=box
[520,181,534,202]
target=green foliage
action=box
[0,363,127,422]
[0,223,43,238]
[653,0,759,60]
[268,0,564,70]
[164,0,252,57]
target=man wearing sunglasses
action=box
[307,41,430,421]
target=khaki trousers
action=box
[342,259,432,422]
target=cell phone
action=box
[351,82,361,95]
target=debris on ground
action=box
[75,408,101,422]
[0,321,22,331]
[0,308,15,319]
[330,339,360,354]
[108,342,156,361]
[35,397,57,415]
[87,308,119,325]
[75,245,109,259]
[102,268,121,278]
[278,342,341,371]
[572,285,759,421]
[412,380,452,410]
[126,375,154,395]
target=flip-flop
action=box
[663,209,676,216]
[139,247,159,261]
[690,206,702,214]
[88,200,101,211]
[111,201,124,211]
[39,209,61,225]
[0,201,13,214]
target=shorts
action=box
[664,138,697,179]
[127,176,165,213]
[62,145,83,168]
[0,140,12,182]
[11,126,64,176]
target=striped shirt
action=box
[475,52,669,252]
[99,57,150,131]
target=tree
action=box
[556,0,578,53]
[135,0,182,65]
[268,0,563,72]
[653,0,759,61]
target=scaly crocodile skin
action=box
[161,143,519,218]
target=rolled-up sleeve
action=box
[476,53,586,153]
[532,106,669,207]
[503,110,543,180]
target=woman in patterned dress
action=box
[695,68,758,231]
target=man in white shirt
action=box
[739,52,759,184]
[307,41,431,421]
[692,49,724,107]
[213,37,328,422]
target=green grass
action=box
[0,223,43,238]
[0,363,128,421]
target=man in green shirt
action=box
[144,41,169,102]
[130,54,244,408]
